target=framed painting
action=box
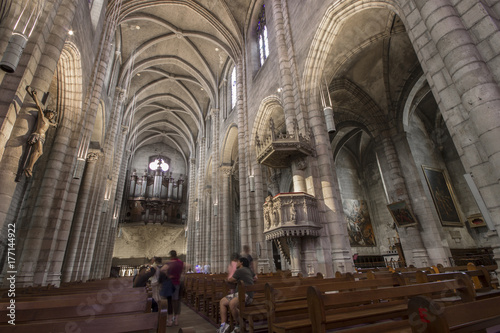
[387,200,418,227]
[467,213,486,228]
[422,166,462,227]
[342,199,376,246]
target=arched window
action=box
[231,66,237,109]
[257,4,269,66]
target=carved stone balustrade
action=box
[256,118,314,168]
[263,192,321,240]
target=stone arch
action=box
[401,74,430,133]
[302,0,404,103]
[251,95,284,155]
[328,78,387,138]
[56,41,84,132]
[221,124,238,165]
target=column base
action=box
[331,249,354,274]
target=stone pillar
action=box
[92,90,127,279]
[221,166,232,272]
[292,159,307,192]
[287,237,301,276]
[0,1,78,284]
[186,157,197,267]
[270,0,296,131]
[61,152,100,282]
[210,108,220,271]
[306,97,351,275]
[379,135,429,267]
[393,132,450,265]
[194,138,206,266]
[101,131,130,278]
[411,0,500,274]
[413,0,500,182]
[80,154,107,282]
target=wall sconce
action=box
[1,1,45,73]
[213,203,218,216]
[249,175,255,192]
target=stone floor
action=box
[165,303,217,333]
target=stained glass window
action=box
[257,4,269,66]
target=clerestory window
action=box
[257,4,269,66]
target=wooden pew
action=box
[237,274,352,333]
[266,274,404,333]
[303,274,475,333]
[415,268,500,299]
[0,286,167,333]
[408,295,500,332]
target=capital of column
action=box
[116,87,127,101]
[210,108,219,117]
[190,158,196,165]
[220,166,232,176]
[87,152,100,163]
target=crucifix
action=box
[15,86,57,181]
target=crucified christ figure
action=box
[24,86,57,178]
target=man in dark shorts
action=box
[217,257,254,333]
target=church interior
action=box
[1,0,500,330]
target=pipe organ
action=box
[125,168,185,224]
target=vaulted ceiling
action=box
[115,0,251,166]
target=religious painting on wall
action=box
[387,200,418,227]
[422,166,462,227]
[342,199,376,246]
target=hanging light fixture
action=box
[1,1,46,73]
[320,77,336,133]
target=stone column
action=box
[306,96,351,275]
[287,237,301,276]
[393,132,450,265]
[411,0,500,273]
[210,108,220,271]
[379,135,429,267]
[101,134,130,278]
[221,166,232,271]
[270,0,296,131]
[293,159,307,192]
[0,1,78,284]
[80,154,107,282]
[61,151,100,282]
[194,137,206,266]
[200,187,209,266]
[413,0,500,182]
[186,157,197,267]
[92,90,127,279]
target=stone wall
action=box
[112,223,186,260]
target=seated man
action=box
[218,257,254,333]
